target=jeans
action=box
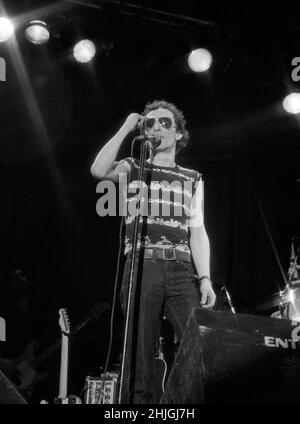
[120,256,201,404]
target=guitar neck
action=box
[58,333,69,399]
[35,314,92,368]
[35,304,108,368]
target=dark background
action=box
[0,0,299,402]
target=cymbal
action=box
[254,281,300,312]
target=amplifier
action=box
[54,395,82,404]
[84,372,119,404]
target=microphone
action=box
[134,134,161,148]
[134,135,149,141]
[149,134,161,148]
[292,237,299,258]
[289,237,300,283]
[291,238,296,261]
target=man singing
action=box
[91,99,216,403]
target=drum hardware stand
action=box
[220,286,236,314]
[278,296,286,319]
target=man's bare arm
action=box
[90,113,144,181]
[189,182,216,308]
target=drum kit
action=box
[255,237,300,322]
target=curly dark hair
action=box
[143,100,189,153]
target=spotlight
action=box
[0,17,14,42]
[282,92,300,114]
[188,48,212,73]
[25,20,50,45]
[73,39,96,63]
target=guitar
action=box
[58,308,70,400]
[55,308,81,404]
[0,369,27,404]
[13,302,109,397]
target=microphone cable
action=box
[103,215,125,374]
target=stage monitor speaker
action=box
[0,370,27,404]
[161,308,300,404]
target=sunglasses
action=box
[144,116,175,131]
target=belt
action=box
[143,247,191,262]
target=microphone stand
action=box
[118,135,150,404]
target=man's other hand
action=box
[200,279,216,309]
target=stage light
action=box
[282,93,300,114]
[73,39,96,63]
[25,20,50,45]
[188,48,212,73]
[0,17,14,42]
